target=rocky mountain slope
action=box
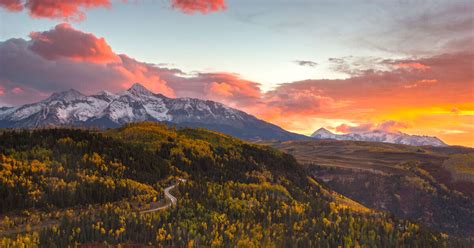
[0,83,308,141]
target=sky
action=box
[0,0,473,146]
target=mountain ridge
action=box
[311,127,447,147]
[0,83,308,141]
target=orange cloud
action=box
[173,72,262,109]
[115,56,175,97]
[396,62,430,71]
[29,23,120,64]
[336,123,373,133]
[404,79,437,89]
[254,52,473,146]
[208,82,234,97]
[334,121,409,133]
[380,103,474,147]
[171,0,226,14]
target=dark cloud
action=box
[356,1,474,55]
[294,60,318,67]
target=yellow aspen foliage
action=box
[210,235,223,248]
[323,218,331,227]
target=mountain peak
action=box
[127,83,153,96]
[312,127,334,136]
[45,89,85,102]
[97,90,114,96]
[311,127,338,139]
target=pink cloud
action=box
[377,120,410,132]
[11,87,24,94]
[0,0,226,20]
[27,0,110,21]
[0,0,22,11]
[263,85,347,116]
[0,27,174,104]
[0,25,258,106]
[158,72,262,109]
[0,0,110,21]
[29,23,120,64]
[171,0,226,14]
[396,62,430,71]
[336,123,374,133]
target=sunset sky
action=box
[0,0,473,146]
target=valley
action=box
[267,139,474,238]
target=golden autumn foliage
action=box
[0,123,471,247]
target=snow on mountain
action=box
[311,128,340,140]
[310,127,447,147]
[0,83,308,141]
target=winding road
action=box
[1,179,186,237]
[140,178,186,214]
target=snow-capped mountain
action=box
[311,128,340,140]
[311,128,447,147]
[0,83,308,141]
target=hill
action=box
[266,139,474,238]
[0,123,470,247]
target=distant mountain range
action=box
[311,128,447,147]
[0,83,308,141]
[0,83,450,146]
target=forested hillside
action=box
[267,139,474,238]
[0,123,471,247]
